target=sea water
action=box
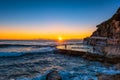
[0,40,119,80]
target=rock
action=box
[98,74,120,80]
[84,7,120,60]
[84,7,120,45]
[115,63,120,70]
[46,70,62,80]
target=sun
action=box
[58,36,63,41]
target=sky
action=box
[0,0,120,40]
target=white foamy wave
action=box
[0,47,56,57]
[16,69,120,80]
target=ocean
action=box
[0,40,119,80]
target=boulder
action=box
[46,70,62,80]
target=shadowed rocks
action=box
[46,70,62,80]
[98,74,120,80]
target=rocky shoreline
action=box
[54,49,120,80]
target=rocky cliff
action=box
[91,7,120,39]
[84,7,120,57]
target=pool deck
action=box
[56,45,120,64]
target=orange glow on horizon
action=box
[0,33,92,40]
[0,24,95,40]
[0,31,92,40]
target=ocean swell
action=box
[0,47,56,57]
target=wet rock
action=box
[115,63,120,70]
[46,70,62,80]
[98,74,120,80]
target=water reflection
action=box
[57,44,93,52]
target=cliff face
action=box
[84,8,120,57]
[91,8,120,39]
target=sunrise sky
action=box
[0,0,120,40]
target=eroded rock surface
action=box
[92,8,120,39]
[84,7,120,58]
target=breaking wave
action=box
[0,44,56,57]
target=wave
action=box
[0,47,56,57]
[0,44,56,48]
[16,69,120,80]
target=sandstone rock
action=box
[84,7,120,59]
[91,7,120,39]
[84,7,120,45]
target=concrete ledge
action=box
[58,49,120,64]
